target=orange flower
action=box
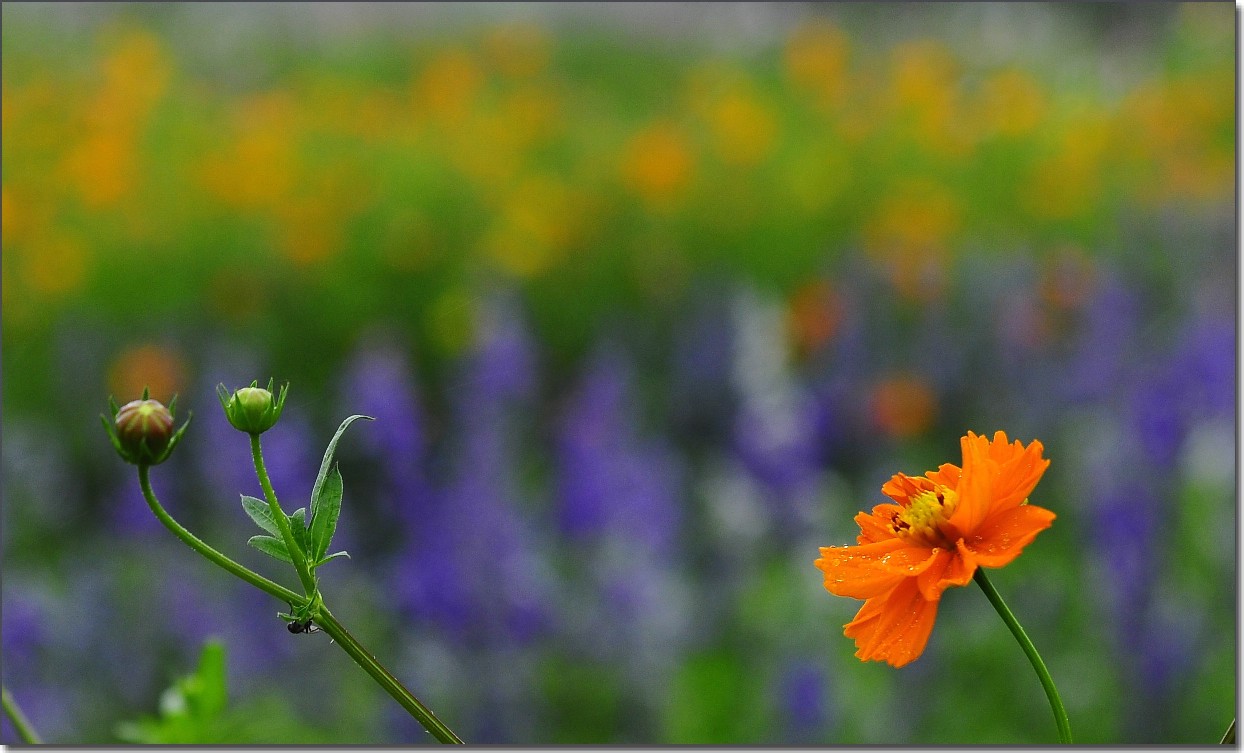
[815,431,1053,667]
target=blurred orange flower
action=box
[108,343,187,403]
[620,122,695,210]
[869,375,936,438]
[815,431,1053,667]
[787,279,842,357]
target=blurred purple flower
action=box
[778,659,832,742]
[337,339,433,531]
[391,294,553,647]
[555,346,684,558]
[669,287,736,443]
[1088,478,1159,650]
[1062,273,1140,404]
[728,288,820,507]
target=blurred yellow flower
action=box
[62,132,137,208]
[783,19,850,108]
[1121,76,1232,203]
[97,28,171,115]
[864,179,960,257]
[484,23,551,79]
[888,39,973,157]
[620,122,696,210]
[863,179,959,300]
[1022,110,1113,219]
[60,28,172,209]
[416,49,485,126]
[450,110,526,189]
[108,343,187,404]
[22,231,90,300]
[199,92,298,211]
[275,194,347,268]
[483,174,582,278]
[977,68,1047,138]
[706,89,778,167]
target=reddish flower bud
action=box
[102,390,191,466]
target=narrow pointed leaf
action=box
[240,495,280,536]
[247,535,293,564]
[310,414,372,521]
[314,550,350,568]
[288,507,308,556]
[309,465,343,562]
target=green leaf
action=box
[240,495,280,536]
[288,507,308,556]
[186,640,228,718]
[309,414,372,521]
[314,550,350,568]
[247,535,293,564]
[117,639,228,744]
[308,465,342,563]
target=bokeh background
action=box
[1,1,1236,745]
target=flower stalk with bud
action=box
[102,381,462,744]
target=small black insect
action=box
[287,618,321,634]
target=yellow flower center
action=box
[891,485,959,547]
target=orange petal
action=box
[815,539,910,599]
[844,578,939,667]
[925,462,961,489]
[871,544,944,577]
[915,546,977,601]
[855,503,903,544]
[989,435,1050,512]
[881,472,935,506]
[961,503,1056,568]
[947,431,999,535]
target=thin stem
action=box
[138,465,305,607]
[1221,719,1235,744]
[974,568,1072,744]
[312,606,463,744]
[249,434,318,598]
[2,687,43,744]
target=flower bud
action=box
[102,389,191,466]
[217,379,288,435]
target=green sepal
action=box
[247,535,293,564]
[314,550,350,568]
[240,495,280,536]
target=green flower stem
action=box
[2,687,43,744]
[974,568,1073,744]
[249,434,318,599]
[138,467,462,744]
[138,465,305,607]
[312,606,464,744]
